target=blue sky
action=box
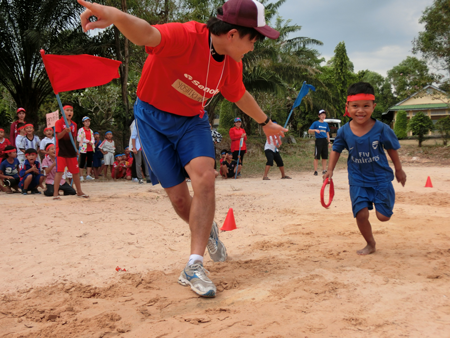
[277,0,434,77]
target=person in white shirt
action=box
[39,127,55,158]
[262,121,291,180]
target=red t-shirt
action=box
[137,21,246,117]
[0,138,11,158]
[229,127,247,152]
[55,118,77,158]
[84,127,93,152]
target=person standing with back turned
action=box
[78,0,287,298]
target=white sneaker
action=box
[138,179,144,184]
[80,176,84,182]
[178,261,216,297]
[132,178,138,182]
[85,175,94,180]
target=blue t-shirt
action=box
[309,121,330,139]
[0,158,20,179]
[332,120,400,187]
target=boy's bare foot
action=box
[357,244,376,255]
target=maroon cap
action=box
[16,107,26,114]
[217,0,280,40]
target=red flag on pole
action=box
[40,50,122,94]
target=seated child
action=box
[42,144,76,197]
[0,146,20,193]
[220,151,241,179]
[324,82,406,255]
[112,154,125,180]
[0,128,11,161]
[124,148,133,180]
[219,149,227,164]
[20,124,41,163]
[19,148,45,195]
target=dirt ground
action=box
[1,165,449,338]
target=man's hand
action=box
[395,169,407,187]
[78,0,117,32]
[132,149,137,154]
[263,121,288,145]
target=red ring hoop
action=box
[320,178,335,208]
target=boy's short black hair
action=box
[62,102,73,107]
[207,7,265,42]
[25,148,38,155]
[3,145,15,159]
[347,82,375,96]
[17,122,25,129]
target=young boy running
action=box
[78,0,287,298]
[324,82,406,255]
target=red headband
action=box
[63,105,73,110]
[25,152,37,156]
[4,148,16,154]
[344,94,376,117]
[45,143,55,151]
[17,125,26,131]
[44,127,53,132]
[24,123,33,128]
[0,128,4,132]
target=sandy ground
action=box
[1,166,449,338]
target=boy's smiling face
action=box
[47,145,56,156]
[25,126,34,135]
[346,100,376,126]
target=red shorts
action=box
[56,157,80,174]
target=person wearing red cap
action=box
[78,0,287,298]
[9,108,26,148]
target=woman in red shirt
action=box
[9,108,26,147]
[229,117,247,169]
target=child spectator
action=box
[15,123,27,166]
[124,147,133,180]
[92,132,103,179]
[220,151,241,179]
[99,131,115,179]
[262,121,291,180]
[19,148,45,194]
[39,127,55,157]
[0,146,20,193]
[41,143,76,197]
[0,128,11,160]
[77,116,95,181]
[10,108,26,147]
[20,124,41,163]
[324,82,407,255]
[53,103,88,199]
[131,122,150,184]
[219,149,227,164]
[229,118,247,170]
[112,154,125,180]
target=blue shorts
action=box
[349,182,395,218]
[19,173,43,190]
[134,98,214,188]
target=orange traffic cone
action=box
[425,176,433,188]
[221,208,237,231]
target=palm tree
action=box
[0,0,105,125]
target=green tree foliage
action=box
[387,56,440,101]
[0,0,108,126]
[393,110,408,139]
[435,116,450,146]
[413,0,450,72]
[408,111,434,147]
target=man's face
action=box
[227,31,257,62]
[45,129,53,138]
[26,153,37,163]
[25,126,34,135]
[64,107,74,121]
[346,100,376,125]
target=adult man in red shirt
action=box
[78,0,287,297]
